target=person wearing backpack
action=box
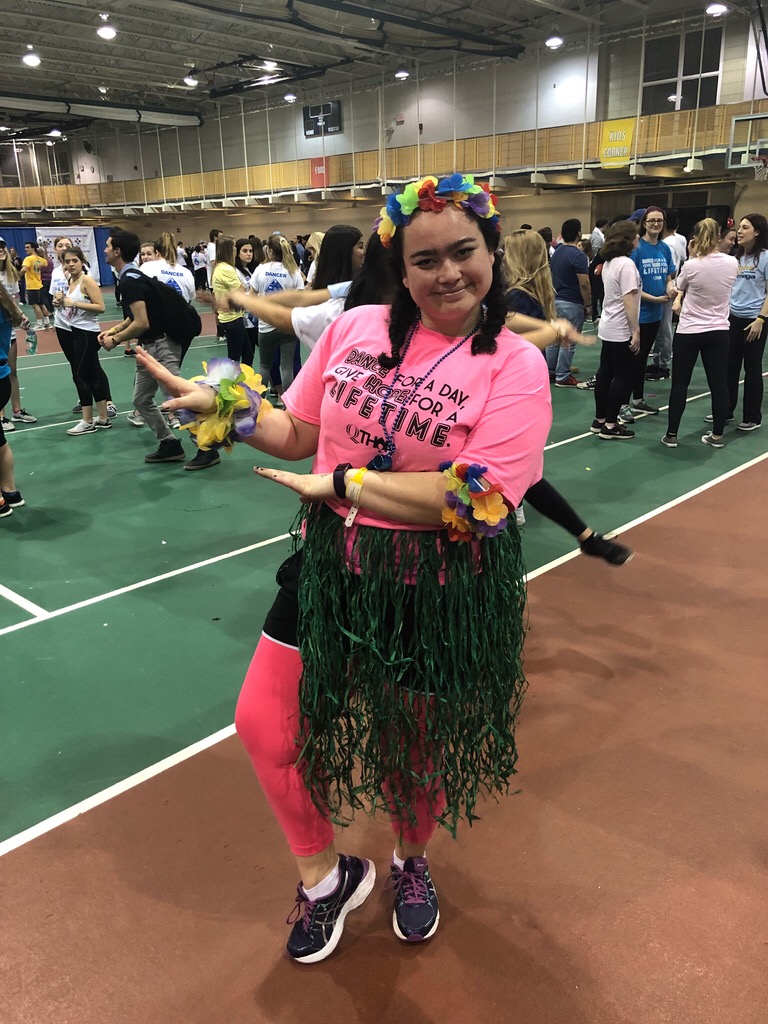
[99,228,190,465]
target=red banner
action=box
[310,158,327,187]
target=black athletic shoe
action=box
[1,489,25,508]
[0,499,12,518]
[599,423,635,440]
[144,438,185,463]
[580,533,633,566]
[590,419,604,434]
[72,403,82,415]
[387,857,440,942]
[286,855,376,964]
[183,448,221,471]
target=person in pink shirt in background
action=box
[662,218,738,449]
[134,173,551,965]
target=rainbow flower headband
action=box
[376,174,500,246]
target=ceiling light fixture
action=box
[545,33,564,49]
[263,60,278,70]
[284,92,297,103]
[98,86,108,94]
[668,93,680,101]
[22,46,41,67]
[183,75,199,87]
[46,140,55,147]
[394,68,409,80]
[97,13,117,39]
[706,3,728,15]
[47,128,62,137]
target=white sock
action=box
[303,860,340,900]
[393,851,406,870]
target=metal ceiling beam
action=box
[293,0,523,52]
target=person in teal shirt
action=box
[621,206,676,421]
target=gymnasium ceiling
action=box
[0,0,755,138]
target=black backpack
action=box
[123,268,202,348]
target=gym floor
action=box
[2,309,767,1023]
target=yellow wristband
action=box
[344,467,368,526]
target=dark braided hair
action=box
[379,211,504,370]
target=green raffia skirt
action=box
[294,502,528,837]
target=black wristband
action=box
[333,463,352,499]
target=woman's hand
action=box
[134,347,217,414]
[253,466,334,503]
[744,318,765,342]
[629,328,641,354]
[559,320,596,347]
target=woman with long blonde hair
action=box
[503,229,556,320]
[501,230,632,563]
[662,217,738,449]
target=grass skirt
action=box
[295,502,528,836]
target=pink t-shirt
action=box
[283,305,552,529]
[676,252,738,333]
[599,256,641,342]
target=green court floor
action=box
[1,330,767,844]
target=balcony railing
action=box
[2,99,766,212]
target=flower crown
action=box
[376,173,500,247]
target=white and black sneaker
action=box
[576,375,597,390]
[286,854,376,964]
[387,857,440,942]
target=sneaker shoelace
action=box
[286,886,317,933]
[387,865,430,906]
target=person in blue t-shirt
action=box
[620,206,676,422]
[544,218,592,387]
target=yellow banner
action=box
[599,118,635,169]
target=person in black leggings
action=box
[503,229,633,565]
[661,219,738,449]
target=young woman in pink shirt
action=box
[135,174,552,965]
[662,219,738,449]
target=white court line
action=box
[17,338,221,371]
[0,583,47,617]
[0,532,291,639]
[0,726,236,858]
[2,448,768,858]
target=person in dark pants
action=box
[591,221,641,440]
[622,207,676,423]
[725,213,768,432]
[660,219,738,450]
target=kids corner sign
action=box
[599,118,635,169]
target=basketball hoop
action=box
[753,156,768,181]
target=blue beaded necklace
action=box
[366,311,484,472]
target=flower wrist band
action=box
[177,358,271,452]
[440,461,509,541]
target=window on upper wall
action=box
[641,26,722,116]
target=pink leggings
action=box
[235,633,446,857]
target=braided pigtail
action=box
[472,256,506,355]
[378,238,417,369]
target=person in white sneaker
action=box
[0,281,27,515]
[726,213,768,431]
[592,221,641,440]
[0,239,36,429]
[53,247,112,435]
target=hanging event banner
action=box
[599,119,635,169]
[34,226,101,283]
